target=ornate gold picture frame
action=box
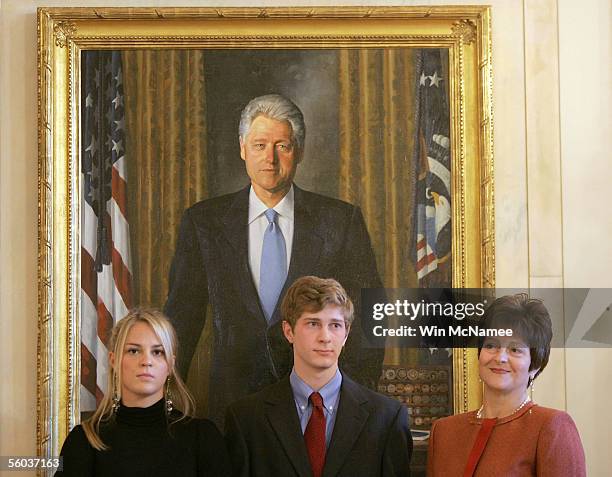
[37,6,493,468]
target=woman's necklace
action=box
[476,395,531,419]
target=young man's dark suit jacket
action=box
[164,184,383,426]
[225,373,412,477]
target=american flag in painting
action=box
[413,49,452,281]
[81,51,131,412]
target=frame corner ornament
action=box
[451,19,477,45]
[53,21,77,48]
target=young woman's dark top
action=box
[56,399,230,477]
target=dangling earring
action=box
[476,377,486,419]
[112,376,120,414]
[165,376,173,413]
[528,376,535,401]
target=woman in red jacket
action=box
[427,293,586,477]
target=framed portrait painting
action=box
[38,6,494,475]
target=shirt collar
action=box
[289,368,342,413]
[248,185,295,224]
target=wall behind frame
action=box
[558,0,612,471]
[0,0,609,476]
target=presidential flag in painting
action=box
[413,49,451,283]
[80,51,132,412]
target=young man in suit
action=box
[164,94,383,426]
[225,276,412,477]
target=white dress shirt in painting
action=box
[248,185,294,292]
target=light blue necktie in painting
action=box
[259,209,288,321]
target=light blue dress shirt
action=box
[289,368,342,448]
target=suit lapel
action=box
[288,186,324,281]
[264,378,313,477]
[323,376,369,477]
[269,186,324,323]
[226,185,325,325]
[220,186,267,324]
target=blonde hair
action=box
[81,308,195,450]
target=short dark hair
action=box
[281,276,354,329]
[479,293,553,380]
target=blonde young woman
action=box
[427,294,586,477]
[56,309,229,476]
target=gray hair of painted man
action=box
[238,94,306,151]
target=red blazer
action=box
[427,403,586,476]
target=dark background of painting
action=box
[204,49,341,198]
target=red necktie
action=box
[304,392,326,477]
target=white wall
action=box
[0,0,610,475]
[558,0,612,472]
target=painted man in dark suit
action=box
[225,276,412,477]
[164,94,383,426]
